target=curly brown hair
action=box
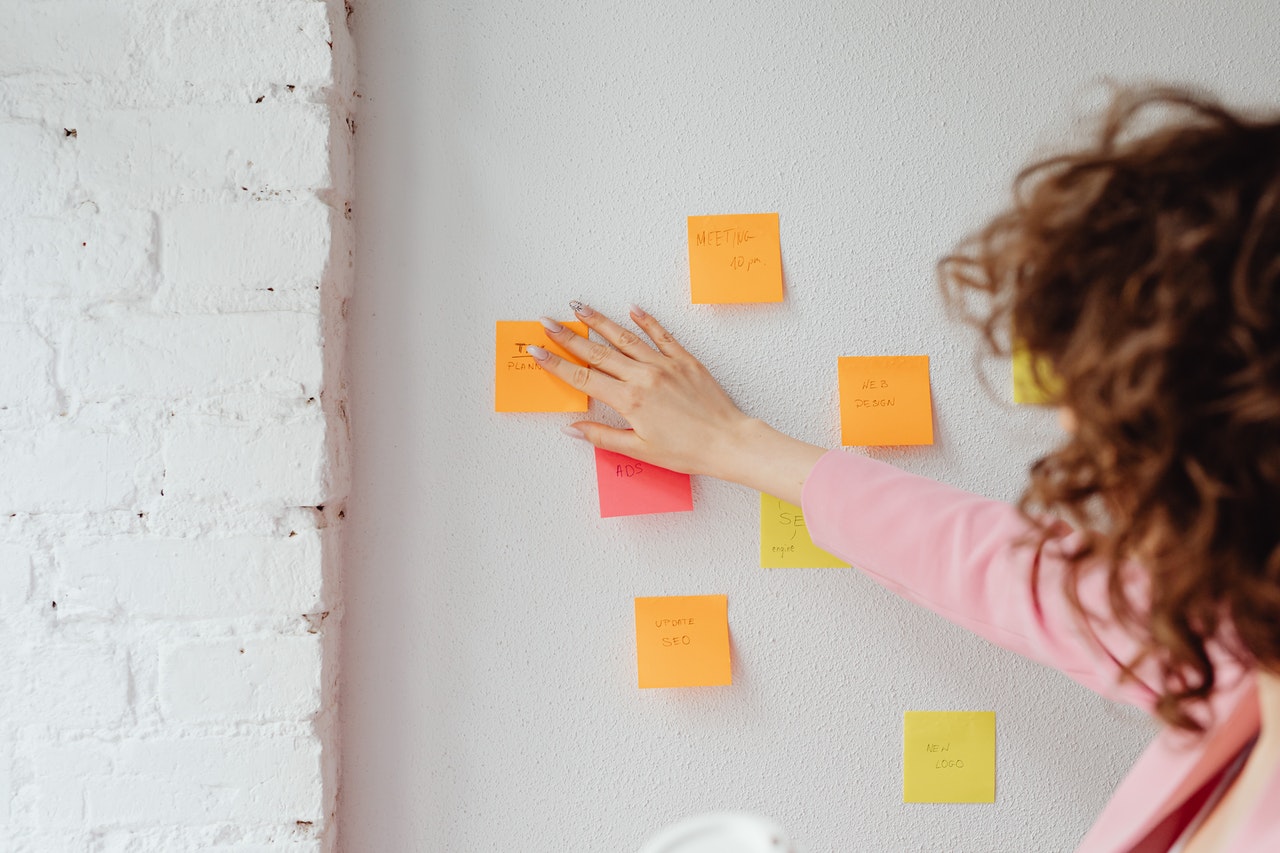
[939,85,1280,733]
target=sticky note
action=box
[687,213,783,304]
[634,595,731,688]
[1012,343,1062,405]
[903,711,996,803]
[759,494,849,568]
[837,355,934,446]
[594,447,693,518]
[494,320,590,412]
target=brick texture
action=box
[0,0,353,849]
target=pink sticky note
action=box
[594,447,694,518]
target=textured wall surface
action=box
[0,1,354,850]
[342,2,1280,852]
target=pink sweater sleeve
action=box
[800,449,1159,711]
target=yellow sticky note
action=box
[1012,343,1062,405]
[494,320,590,412]
[687,213,783,304]
[903,711,996,803]
[759,494,849,568]
[634,595,731,688]
[838,356,934,446]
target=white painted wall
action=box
[343,2,1280,851]
[1,2,353,850]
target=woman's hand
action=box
[528,302,827,505]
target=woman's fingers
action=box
[542,303,685,378]
[562,421,646,457]
[627,304,688,359]
[527,344,623,403]
[569,301,661,365]
[539,314,637,380]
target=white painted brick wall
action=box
[0,0,353,849]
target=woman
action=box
[527,88,1280,851]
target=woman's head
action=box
[940,85,1280,732]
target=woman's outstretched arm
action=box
[529,302,826,505]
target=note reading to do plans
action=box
[687,213,783,304]
[1012,342,1062,405]
[634,595,731,688]
[903,711,996,803]
[837,355,934,446]
[494,320,590,412]
[594,447,693,518]
[759,494,849,568]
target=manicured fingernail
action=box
[539,316,564,333]
[569,300,594,317]
[561,425,586,440]
[628,304,647,319]
[527,345,549,361]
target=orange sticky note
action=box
[594,447,693,518]
[837,355,934,446]
[494,320,589,412]
[687,213,783,304]
[634,595,731,688]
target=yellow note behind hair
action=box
[903,711,996,803]
[1012,343,1062,405]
